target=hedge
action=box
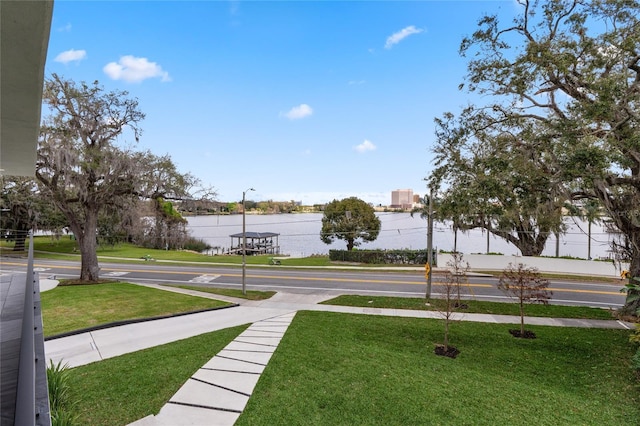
[328,249,437,265]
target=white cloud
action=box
[354,139,377,153]
[281,104,313,120]
[54,49,87,64]
[57,23,72,32]
[384,25,424,49]
[103,55,171,83]
[512,0,526,11]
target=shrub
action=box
[329,249,437,265]
[47,360,78,426]
[181,237,212,252]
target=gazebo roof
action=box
[229,232,279,238]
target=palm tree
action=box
[583,199,603,260]
[566,199,603,259]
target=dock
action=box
[228,232,280,255]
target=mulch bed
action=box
[509,329,537,339]
[434,344,460,358]
[59,279,118,286]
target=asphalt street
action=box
[0,257,626,308]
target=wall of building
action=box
[437,253,628,278]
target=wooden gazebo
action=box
[228,232,280,255]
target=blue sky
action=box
[46,0,520,205]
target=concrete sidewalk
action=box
[43,286,636,426]
[45,305,295,369]
[46,289,634,369]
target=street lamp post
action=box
[242,188,255,295]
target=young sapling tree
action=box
[434,252,469,358]
[497,262,551,338]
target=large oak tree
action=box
[36,74,144,281]
[430,111,566,256]
[453,0,640,315]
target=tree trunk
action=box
[587,220,592,260]
[347,239,354,251]
[620,232,640,317]
[454,228,458,253]
[486,227,490,254]
[12,229,28,251]
[73,208,101,282]
[79,235,100,281]
[154,199,163,249]
[443,315,449,350]
[519,301,525,335]
[513,230,547,256]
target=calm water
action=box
[187,213,617,259]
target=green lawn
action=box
[41,282,230,336]
[236,311,639,425]
[322,295,618,320]
[167,285,276,300]
[68,325,247,426]
[65,311,639,425]
[3,236,335,266]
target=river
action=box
[186,213,618,260]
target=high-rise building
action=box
[391,189,414,209]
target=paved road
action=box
[0,258,626,308]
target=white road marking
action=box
[189,274,221,283]
[102,271,130,277]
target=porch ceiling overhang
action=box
[0,0,53,177]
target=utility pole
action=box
[242,187,255,295]
[486,219,490,254]
[426,188,434,299]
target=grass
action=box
[321,295,618,320]
[68,325,247,426]
[236,311,639,425]
[44,282,637,425]
[1,236,335,265]
[41,282,231,337]
[166,284,276,300]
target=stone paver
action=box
[129,313,296,426]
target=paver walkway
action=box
[129,312,296,426]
